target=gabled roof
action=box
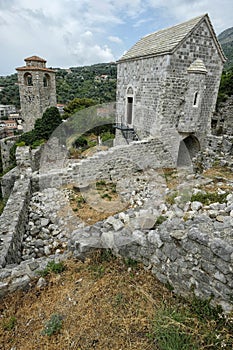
[118,14,226,63]
[24,55,46,62]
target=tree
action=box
[63,98,97,119]
[34,106,62,140]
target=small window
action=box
[127,97,133,124]
[24,73,33,86]
[43,74,50,87]
[193,91,198,106]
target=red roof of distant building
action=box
[16,66,55,72]
[24,55,46,62]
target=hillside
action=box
[1,251,232,350]
[218,27,233,71]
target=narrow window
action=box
[43,74,50,87]
[24,73,33,86]
[193,91,198,106]
[127,97,133,124]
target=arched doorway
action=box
[177,135,200,167]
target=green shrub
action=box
[150,307,198,350]
[42,314,63,336]
[73,135,88,149]
[2,316,17,331]
[16,141,26,147]
[155,215,168,226]
[101,131,115,142]
[38,261,65,277]
[191,192,228,205]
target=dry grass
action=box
[1,252,232,350]
[66,181,129,225]
[203,166,233,181]
[0,253,171,350]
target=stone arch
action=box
[43,73,50,87]
[177,135,200,166]
[24,72,33,86]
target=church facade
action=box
[115,14,225,165]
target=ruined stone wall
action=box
[213,96,233,136]
[68,206,233,312]
[0,179,31,267]
[35,138,174,191]
[0,136,19,171]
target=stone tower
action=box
[16,56,57,132]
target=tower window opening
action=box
[43,74,50,87]
[193,91,199,106]
[24,73,33,86]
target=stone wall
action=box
[0,136,19,171]
[0,140,233,312]
[212,96,233,136]
[35,137,174,191]
[68,191,233,312]
[0,178,31,267]
[116,20,223,150]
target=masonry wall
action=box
[0,136,19,171]
[68,210,233,313]
[17,70,57,132]
[166,20,223,147]
[116,20,223,151]
[35,138,174,191]
[213,96,233,136]
[0,178,31,267]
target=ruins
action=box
[0,15,232,312]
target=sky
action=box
[0,0,232,76]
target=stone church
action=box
[115,14,226,165]
[16,56,57,132]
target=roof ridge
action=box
[143,14,206,39]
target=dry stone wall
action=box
[0,141,233,313]
[0,178,31,267]
[35,137,174,191]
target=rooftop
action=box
[118,14,225,63]
[24,55,46,62]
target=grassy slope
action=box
[1,251,232,350]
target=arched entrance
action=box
[177,135,200,167]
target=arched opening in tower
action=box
[24,73,33,86]
[43,73,50,87]
[177,135,200,167]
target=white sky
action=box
[0,0,232,75]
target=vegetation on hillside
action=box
[63,97,98,119]
[56,63,116,104]
[0,251,232,349]
[218,27,233,71]
[0,63,116,109]
[0,73,20,108]
[217,67,233,105]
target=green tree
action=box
[34,106,62,139]
[63,98,97,119]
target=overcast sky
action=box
[0,0,232,75]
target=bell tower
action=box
[16,55,57,132]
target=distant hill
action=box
[218,27,233,71]
[0,62,117,108]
